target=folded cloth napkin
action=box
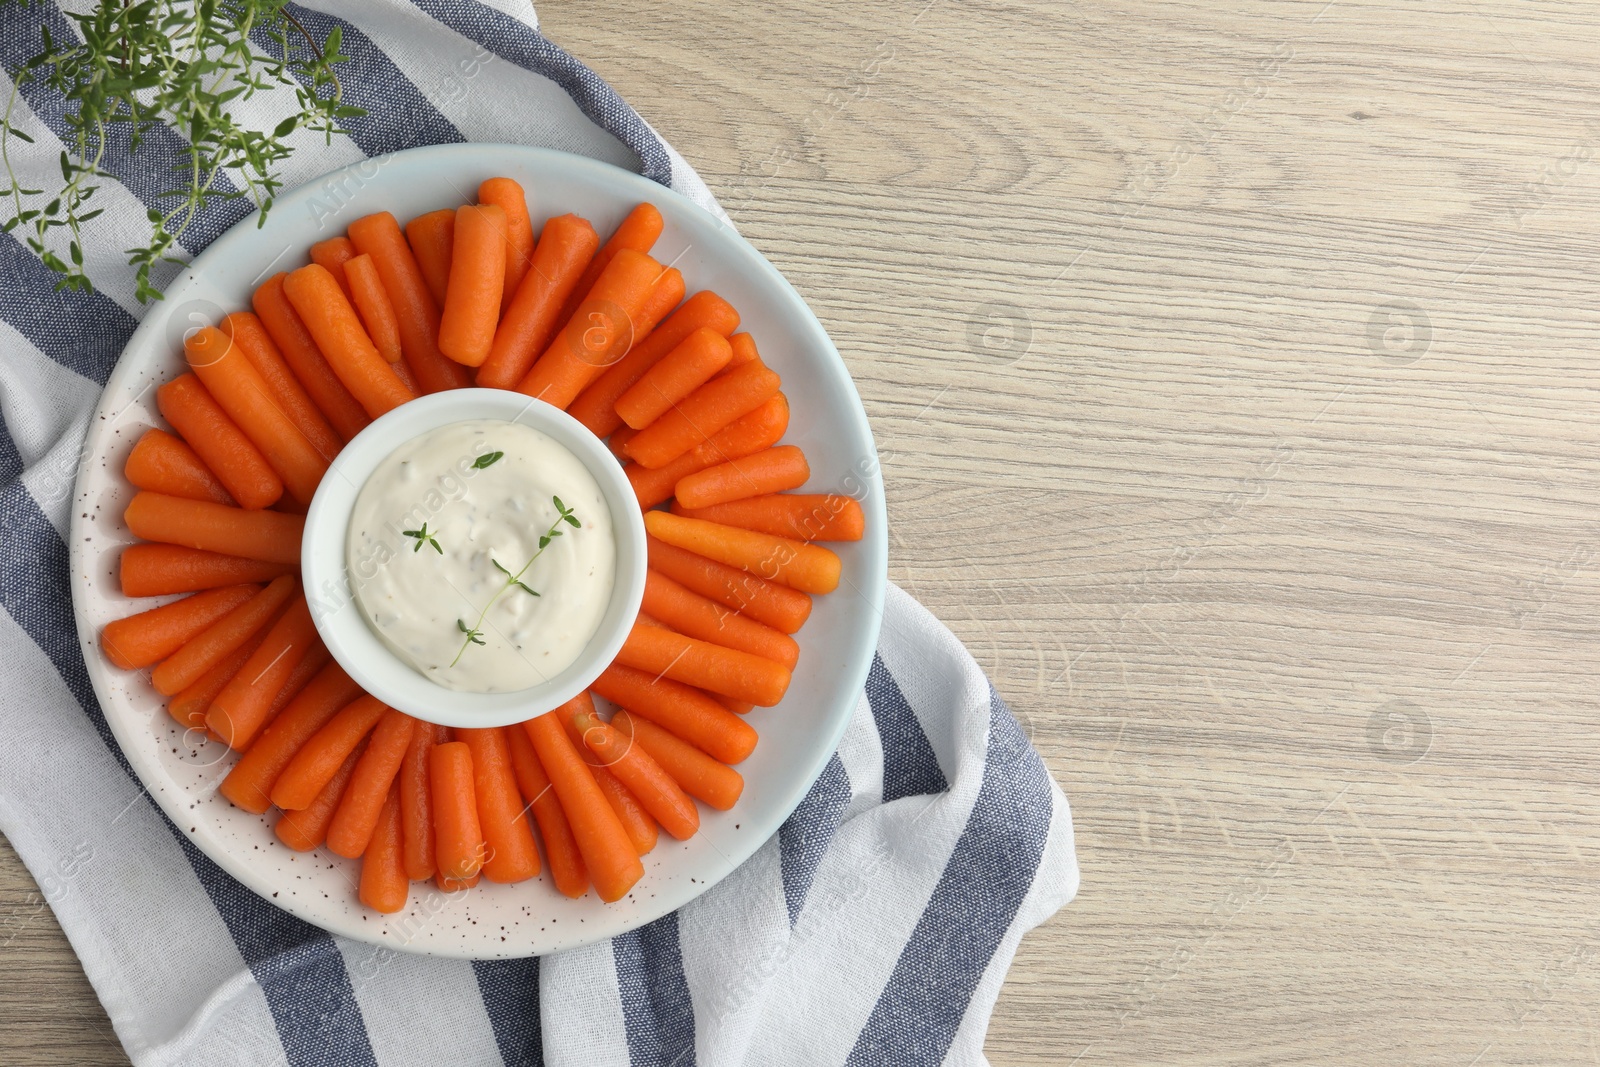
[0,2,1079,1064]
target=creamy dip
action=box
[346,419,615,693]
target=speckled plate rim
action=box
[67,142,887,958]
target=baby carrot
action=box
[359,784,409,914]
[168,627,267,730]
[645,511,841,595]
[184,325,330,505]
[573,706,698,841]
[616,620,792,707]
[101,584,257,670]
[436,872,480,893]
[477,177,534,311]
[505,721,588,898]
[516,248,665,409]
[727,332,760,367]
[554,202,664,329]
[343,253,404,363]
[221,311,343,461]
[309,236,356,299]
[283,264,414,419]
[124,492,304,565]
[608,423,638,462]
[615,328,733,430]
[438,204,507,366]
[207,593,317,749]
[555,698,658,856]
[267,641,331,721]
[712,695,755,714]
[624,361,781,470]
[219,661,364,813]
[272,695,389,810]
[399,722,444,881]
[430,741,486,881]
[156,373,282,510]
[592,662,759,764]
[673,445,810,511]
[627,394,790,510]
[639,569,799,673]
[646,535,811,634]
[125,428,232,505]
[568,291,740,438]
[276,738,366,852]
[476,213,600,390]
[522,712,643,902]
[253,273,371,442]
[151,573,296,695]
[457,727,540,883]
[326,708,417,858]
[404,208,455,307]
[348,211,473,393]
[614,711,744,810]
[672,493,865,543]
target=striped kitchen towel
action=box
[0,2,1079,1065]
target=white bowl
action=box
[68,143,887,957]
[301,389,647,728]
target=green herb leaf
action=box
[473,451,504,470]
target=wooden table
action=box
[8,0,1600,1062]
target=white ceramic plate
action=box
[67,144,886,958]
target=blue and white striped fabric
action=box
[0,2,1079,1064]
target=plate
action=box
[67,144,887,958]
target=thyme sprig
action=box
[451,497,581,667]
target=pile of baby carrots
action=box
[100,176,866,913]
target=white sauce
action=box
[346,419,616,693]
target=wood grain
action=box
[8,0,1600,1062]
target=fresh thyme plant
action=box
[0,0,363,302]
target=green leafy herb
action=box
[402,522,442,554]
[472,451,504,470]
[0,0,362,301]
[451,497,579,666]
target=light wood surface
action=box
[8,0,1600,1062]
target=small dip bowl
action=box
[301,388,647,728]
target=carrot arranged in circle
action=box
[267,641,331,720]
[505,721,588,898]
[185,325,330,505]
[554,202,664,328]
[522,712,643,903]
[672,493,865,543]
[457,727,540,883]
[156,373,282,510]
[219,661,364,814]
[206,592,317,749]
[476,213,600,390]
[674,445,810,510]
[283,264,414,419]
[616,620,792,707]
[727,332,760,367]
[478,177,534,310]
[309,236,356,299]
[615,327,733,430]
[437,872,480,893]
[101,583,258,670]
[399,722,443,881]
[624,360,782,469]
[592,661,760,764]
[221,311,343,461]
[253,273,371,442]
[645,534,811,635]
[554,699,658,856]
[438,203,508,366]
[569,291,740,438]
[125,428,232,505]
[626,394,790,509]
[639,569,799,673]
[517,248,665,409]
[276,737,367,851]
[326,708,417,858]
[343,253,404,364]
[359,784,409,914]
[614,710,744,811]
[151,573,296,695]
[168,626,268,730]
[608,423,639,462]
[125,492,304,565]
[272,694,390,810]
[404,208,455,307]
[645,511,840,595]
[430,740,486,881]
[348,211,473,393]
[572,706,699,841]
